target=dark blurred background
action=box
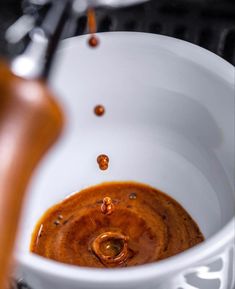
[0,0,235,65]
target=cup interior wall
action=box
[17,33,235,256]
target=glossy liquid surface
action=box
[31,182,204,268]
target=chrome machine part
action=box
[73,0,149,14]
[10,0,71,79]
[8,0,150,79]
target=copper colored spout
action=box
[0,61,64,289]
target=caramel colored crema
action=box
[30,182,204,268]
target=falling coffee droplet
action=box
[129,193,137,200]
[88,35,99,48]
[94,105,105,116]
[97,154,109,170]
[101,197,114,215]
[87,8,99,48]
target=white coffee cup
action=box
[16,32,235,289]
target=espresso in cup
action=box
[30,182,204,268]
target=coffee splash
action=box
[101,197,114,215]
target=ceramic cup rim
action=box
[16,32,235,284]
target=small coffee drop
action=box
[101,197,114,215]
[97,154,109,170]
[94,105,105,116]
[129,193,137,200]
[88,35,99,48]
